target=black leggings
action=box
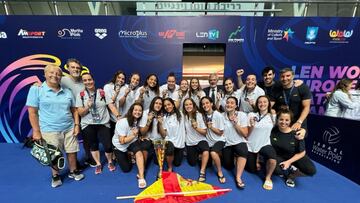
[165,141,184,167]
[113,141,142,172]
[222,143,248,170]
[246,145,277,173]
[186,141,210,166]
[274,155,316,176]
[82,125,113,153]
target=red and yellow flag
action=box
[134,172,230,203]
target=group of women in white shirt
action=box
[76,72,314,190]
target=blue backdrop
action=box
[0,15,359,143]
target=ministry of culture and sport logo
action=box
[0,31,7,39]
[118,30,147,39]
[305,26,318,44]
[312,126,343,164]
[94,28,107,39]
[228,26,244,43]
[58,28,83,39]
[18,29,46,39]
[329,29,353,44]
[196,29,219,40]
[158,29,185,40]
[267,28,294,42]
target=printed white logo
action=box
[58,28,83,39]
[17,29,45,39]
[94,28,107,39]
[0,31,7,39]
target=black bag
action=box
[30,139,65,170]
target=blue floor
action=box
[1,143,359,203]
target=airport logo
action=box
[196,29,219,40]
[158,29,185,40]
[0,31,7,39]
[18,29,45,39]
[329,29,353,44]
[305,26,318,44]
[228,26,244,43]
[58,28,83,39]
[94,28,107,39]
[118,30,147,39]
[311,126,343,164]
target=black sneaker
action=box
[84,159,97,168]
[51,174,62,188]
[68,170,85,181]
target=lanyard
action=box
[206,112,213,122]
[86,88,97,109]
[257,112,268,122]
[282,84,294,107]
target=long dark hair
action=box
[199,96,216,114]
[189,78,202,98]
[125,102,143,127]
[163,98,181,122]
[330,78,352,99]
[183,98,198,121]
[109,70,126,85]
[226,96,239,111]
[223,77,237,94]
[144,73,160,95]
[147,96,163,132]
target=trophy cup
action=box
[153,139,167,179]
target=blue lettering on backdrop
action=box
[0,15,359,143]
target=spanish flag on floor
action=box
[117,172,231,203]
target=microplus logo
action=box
[118,30,147,38]
[94,28,107,39]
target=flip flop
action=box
[217,174,226,184]
[263,180,273,190]
[138,178,147,189]
[236,180,245,190]
[198,172,206,182]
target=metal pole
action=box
[104,2,108,15]
[353,1,358,17]
[303,2,308,16]
[3,1,9,15]
[53,1,59,15]
[271,2,275,16]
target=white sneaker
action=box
[51,175,62,188]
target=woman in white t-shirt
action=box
[158,98,185,172]
[136,74,160,110]
[121,73,141,116]
[175,79,189,111]
[189,78,206,108]
[139,96,163,164]
[183,98,209,182]
[103,71,127,132]
[199,96,226,184]
[222,96,248,189]
[218,78,240,112]
[246,95,277,190]
[112,102,147,189]
[76,73,114,175]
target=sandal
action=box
[217,174,226,184]
[236,180,245,190]
[263,179,273,190]
[286,178,295,188]
[138,178,147,189]
[198,172,206,182]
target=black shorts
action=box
[210,141,225,154]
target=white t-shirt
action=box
[160,84,179,101]
[344,90,360,120]
[189,90,206,108]
[238,86,265,113]
[135,86,158,110]
[325,90,359,118]
[184,112,207,146]
[205,111,225,147]
[75,89,110,129]
[61,76,84,97]
[163,113,185,148]
[122,86,140,116]
[223,111,248,146]
[139,109,162,141]
[112,118,138,152]
[219,90,241,111]
[103,83,128,122]
[246,112,276,153]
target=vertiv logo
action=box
[228,26,244,43]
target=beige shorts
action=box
[42,128,80,153]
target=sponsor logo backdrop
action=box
[0,15,359,144]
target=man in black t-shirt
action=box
[257,66,282,101]
[273,68,312,130]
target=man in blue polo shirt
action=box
[27,64,84,188]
